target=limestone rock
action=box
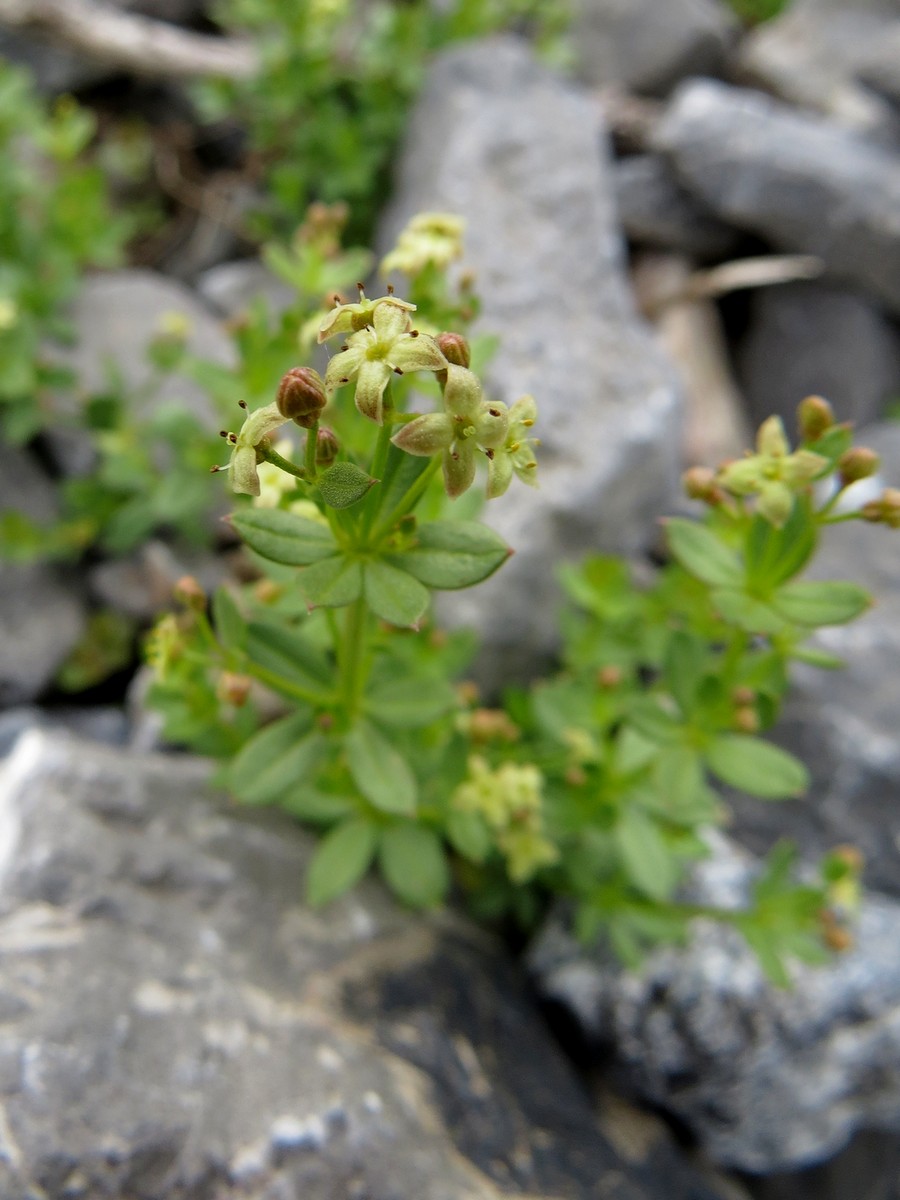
[572,0,739,96]
[197,258,296,319]
[0,730,735,1199]
[654,79,900,317]
[380,37,683,689]
[736,281,900,431]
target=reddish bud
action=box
[838,447,880,486]
[597,665,623,690]
[315,426,340,468]
[682,466,725,506]
[174,575,206,611]
[276,367,327,429]
[217,672,251,706]
[436,331,471,369]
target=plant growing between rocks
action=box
[147,218,898,983]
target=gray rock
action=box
[727,421,900,897]
[379,37,683,688]
[88,539,229,621]
[859,28,900,109]
[529,833,900,1172]
[0,730,735,1199]
[737,0,900,136]
[0,449,87,705]
[197,258,296,319]
[573,0,739,96]
[0,707,130,757]
[614,154,741,262]
[736,281,900,431]
[45,269,235,476]
[654,79,900,316]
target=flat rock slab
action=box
[0,730,732,1199]
[380,36,682,688]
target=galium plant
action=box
[146,224,895,979]
[148,265,538,907]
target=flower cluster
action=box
[379,212,466,277]
[716,415,827,527]
[452,756,558,883]
[318,289,446,425]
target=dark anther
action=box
[238,400,247,409]
[219,430,229,438]
[394,367,404,375]
[410,329,419,338]
[387,283,395,294]
[486,449,495,460]
[489,408,501,417]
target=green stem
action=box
[304,420,319,480]
[339,596,370,718]
[372,454,443,542]
[245,661,334,709]
[259,446,307,481]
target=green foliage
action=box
[145,231,891,985]
[724,0,788,23]
[0,63,133,444]
[196,0,572,243]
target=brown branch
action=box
[0,0,259,80]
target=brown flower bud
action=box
[217,672,251,707]
[820,910,853,952]
[564,765,588,788]
[862,488,900,528]
[436,331,471,369]
[174,575,206,611]
[597,665,623,690]
[731,686,756,707]
[838,447,880,486]
[276,367,327,429]
[682,466,725,506]
[467,708,520,744]
[797,395,834,443]
[733,706,760,734]
[315,426,340,468]
[832,844,864,873]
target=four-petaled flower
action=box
[717,416,827,527]
[224,401,287,497]
[317,290,415,344]
[391,365,511,497]
[323,300,447,425]
[485,394,539,499]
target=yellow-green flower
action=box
[391,365,508,497]
[380,212,466,276]
[223,402,287,497]
[717,416,827,527]
[324,301,447,425]
[486,394,539,499]
[317,289,415,344]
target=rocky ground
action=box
[2,0,900,1196]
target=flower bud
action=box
[820,912,853,953]
[315,426,340,468]
[837,447,880,486]
[731,686,756,707]
[683,466,725,506]
[596,665,623,689]
[733,706,760,734]
[217,672,251,707]
[436,331,471,369]
[832,844,864,874]
[861,488,900,528]
[276,367,327,429]
[174,575,206,611]
[797,395,834,442]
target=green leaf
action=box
[365,675,458,728]
[446,809,492,863]
[626,698,681,745]
[791,645,845,670]
[665,518,743,587]
[379,824,449,907]
[710,588,787,634]
[663,630,705,716]
[706,733,809,799]
[652,746,718,823]
[370,439,431,521]
[389,520,510,590]
[228,716,322,805]
[345,720,417,815]
[317,461,376,509]
[232,508,337,565]
[363,560,430,627]
[744,505,817,590]
[245,620,333,692]
[306,818,378,906]
[772,580,871,627]
[614,808,680,902]
[300,556,363,609]
[212,586,246,652]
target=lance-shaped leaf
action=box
[306,818,379,907]
[228,714,322,805]
[665,518,743,587]
[364,674,458,728]
[246,619,333,693]
[379,824,449,908]
[771,580,871,627]
[388,520,510,590]
[345,720,417,815]
[212,586,246,652]
[363,560,430,628]
[232,508,337,566]
[705,733,809,799]
[300,556,363,609]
